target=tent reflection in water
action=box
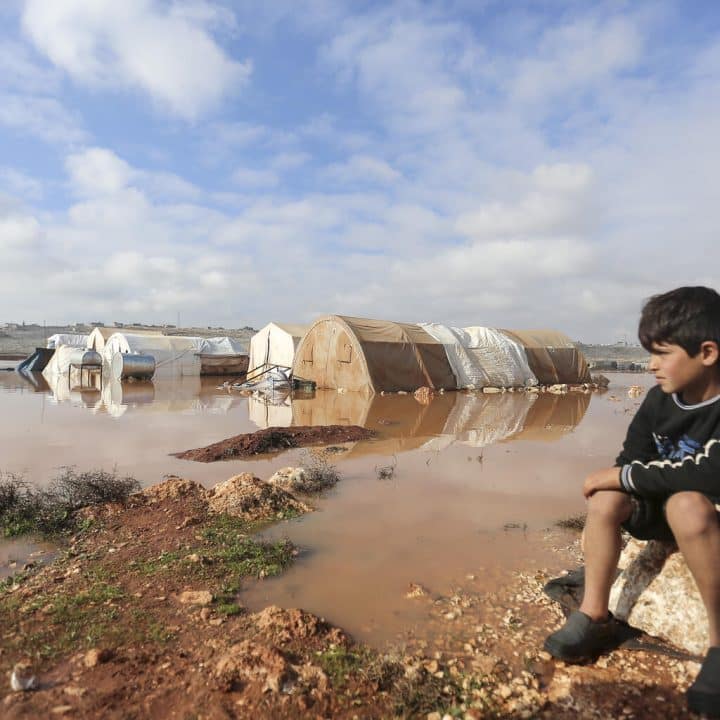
[293,315,456,395]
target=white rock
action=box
[609,539,708,654]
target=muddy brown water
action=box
[0,371,653,648]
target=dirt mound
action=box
[138,475,209,503]
[207,473,311,521]
[252,605,348,647]
[174,425,376,462]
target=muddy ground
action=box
[0,471,703,719]
[174,426,376,462]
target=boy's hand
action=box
[583,467,622,498]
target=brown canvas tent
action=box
[499,329,591,385]
[293,315,457,395]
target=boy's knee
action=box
[666,492,718,538]
[587,491,632,524]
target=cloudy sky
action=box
[1,0,718,341]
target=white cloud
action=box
[231,168,279,189]
[324,154,402,185]
[0,92,86,144]
[510,16,642,103]
[22,0,251,118]
[66,148,132,196]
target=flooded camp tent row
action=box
[248,322,308,375]
[290,315,591,394]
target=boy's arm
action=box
[619,437,720,499]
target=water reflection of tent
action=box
[293,315,456,394]
[512,392,591,441]
[249,323,308,374]
[499,329,591,385]
[248,391,294,428]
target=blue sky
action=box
[1,0,719,341]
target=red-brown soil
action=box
[0,475,703,719]
[173,425,376,462]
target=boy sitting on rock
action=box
[544,286,720,716]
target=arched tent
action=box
[248,322,308,374]
[87,327,161,352]
[103,333,203,377]
[293,315,457,395]
[420,323,537,388]
[498,329,592,385]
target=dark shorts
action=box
[622,496,720,542]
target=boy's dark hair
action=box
[638,286,720,356]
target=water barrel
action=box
[68,348,103,367]
[111,353,156,380]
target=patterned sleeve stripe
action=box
[630,437,720,472]
[620,465,636,493]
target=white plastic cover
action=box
[419,324,537,388]
[249,322,307,373]
[103,333,202,377]
[196,337,248,355]
[46,333,88,349]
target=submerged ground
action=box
[0,371,702,717]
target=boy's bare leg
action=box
[578,491,633,621]
[666,491,720,646]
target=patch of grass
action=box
[317,646,370,688]
[215,602,244,616]
[555,513,586,531]
[200,514,295,579]
[129,550,184,576]
[0,467,139,537]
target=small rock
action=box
[628,385,644,398]
[482,387,502,394]
[63,686,86,697]
[200,607,211,622]
[10,662,36,692]
[51,706,74,715]
[84,648,113,668]
[179,590,213,606]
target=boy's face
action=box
[648,341,719,400]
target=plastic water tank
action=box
[111,353,156,380]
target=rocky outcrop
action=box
[608,538,708,654]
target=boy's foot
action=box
[687,646,720,717]
[543,610,621,663]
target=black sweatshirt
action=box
[616,385,720,502]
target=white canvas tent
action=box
[46,333,88,349]
[249,323,308,374]
[87,327,161,352]
[419,323,537,388]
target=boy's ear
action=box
[700,341,720,366]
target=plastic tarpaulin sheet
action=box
[420,324,538,388]
[196,337,248,355]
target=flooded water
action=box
[0,370,652,647]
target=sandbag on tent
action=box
[293,315,457,395]
[420,323,537,388]
[47,333,88,349]
[499,329,592,385]
[249,322,308,374]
